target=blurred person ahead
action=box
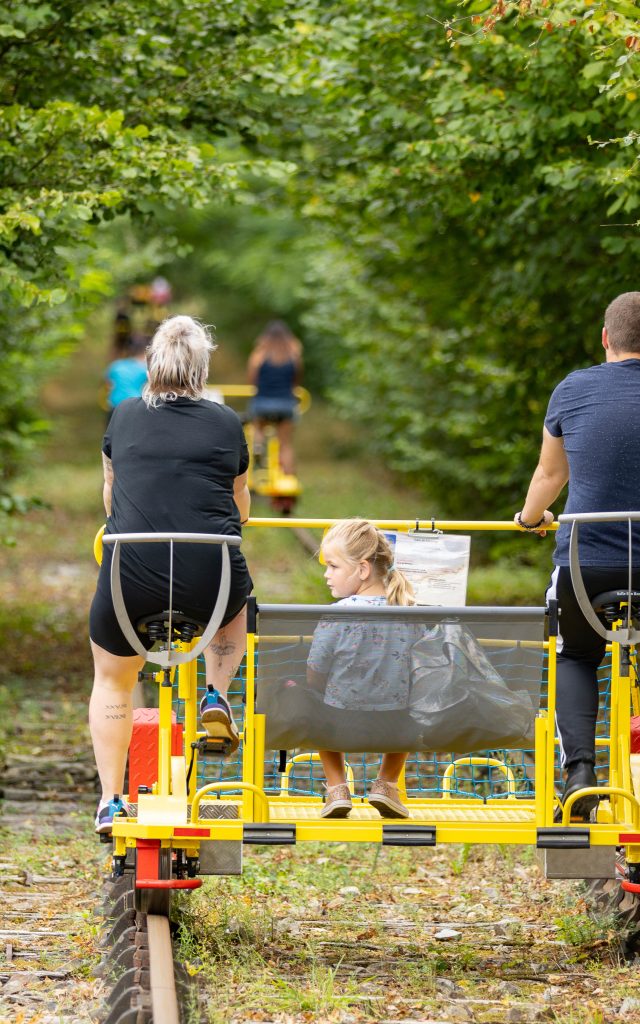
[104,335,149,422]
[247,319,303,475]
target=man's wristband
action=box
[516,512,546,530]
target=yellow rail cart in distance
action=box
[209,384,311,514]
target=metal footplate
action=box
[382,824,436,847]
[243,823,297,845]
[537,827,590,849]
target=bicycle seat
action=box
[591,590,640,625]
[136,611,207,645]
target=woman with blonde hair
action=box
[307,519,418,819]
[247,319,303,475]
[89,315,252,834]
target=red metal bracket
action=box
[621,879,640,894]
[135,879,203,890]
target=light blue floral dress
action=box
[306,595,423,711]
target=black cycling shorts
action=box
[89,545,252,658]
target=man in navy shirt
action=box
[515,292,640,819]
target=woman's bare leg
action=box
[203,605,247,696]
[276,419,295,475]
[252,418,266,455]
[318,750,347,788]
[378,752,408,784]
[89,641,145,801]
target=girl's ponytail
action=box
[385,567,416,607]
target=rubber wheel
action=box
[271,496,295,514]
[134,847,172,917]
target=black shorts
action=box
[249,397,298,423]
[89,544,253,657]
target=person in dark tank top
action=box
[247,319,303,475]
[514,292,640,820]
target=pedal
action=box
[197,735,233,757]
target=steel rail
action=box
[147,914,180,1024]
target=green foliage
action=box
[266,0,640,516]
[4,0,640,523]
[0,0,299,508]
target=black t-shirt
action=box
[101,396,249,605]
[545,359,640,567]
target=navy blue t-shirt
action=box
[545,359,640,567]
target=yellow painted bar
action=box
[267,435,280,488]
[562,786,640,829]
[157,670,174,797]
[617,652,632,826]
[534,714,548,826]
[280,753,355,796]
[442,757,516,799]
[610,638,621,803]
[619,732,633,826]
[545,635,557,825]
[112,820,243,841]
[253,714,266,800]
[244,517,559,532]
[258,634,549,649]
[243,631,256,821]
[191,782,269,824]
[179,645,199,800]
[215,384,311,414]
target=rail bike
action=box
[208,384,311,514]
[96,514,640,1021]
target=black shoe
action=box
[557,761,598,822]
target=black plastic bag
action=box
[408,621,535,752]
[258,623,535,754]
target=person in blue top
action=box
[104,335,149,422]
[515,291,640,820]
[247,320,303,475]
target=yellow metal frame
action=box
[245,421,302,501]
[111,519,640,873]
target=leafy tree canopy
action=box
[2,0,640,527]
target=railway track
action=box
[0,697,194,1024]
[99,869,187,1024]
[290,525,320,556]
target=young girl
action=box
[306,518,417,819]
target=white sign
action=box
[386,531,471,606]
[204,386,225,405]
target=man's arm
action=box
[514,427,569,536]
[233,470,251,524]
[102,452,114,516]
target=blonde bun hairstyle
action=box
[143,315,216,408]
